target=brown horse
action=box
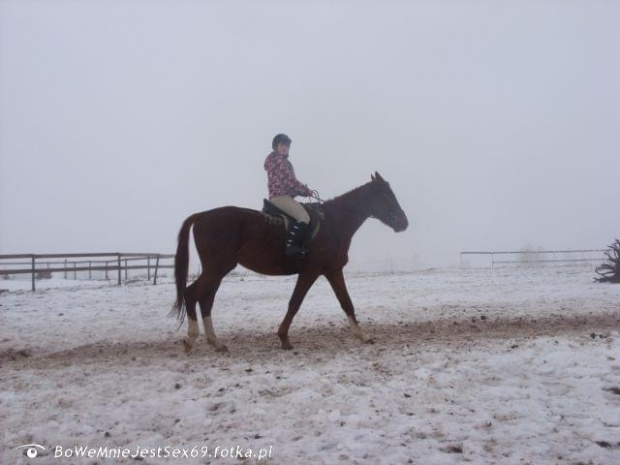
[173,172,408,352]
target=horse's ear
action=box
[371,173,376,181]
[375,171,384,182]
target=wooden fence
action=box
[460,249,606,269]
[0,253,175,291]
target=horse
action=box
[172,171,408,352]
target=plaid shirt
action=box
[264,152,312,198]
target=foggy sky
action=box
[1,0,619,269]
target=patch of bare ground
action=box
[3,309,617,369]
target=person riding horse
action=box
[173,138,408,353]
[264,134,314,257]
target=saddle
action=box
[262,199,322,249]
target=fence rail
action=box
[460,249,606,269]
[0,253,175,291]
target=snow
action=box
[1,267,619,464]
[0,276,122,292]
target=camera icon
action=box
[15,444,46,458]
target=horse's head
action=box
[368,172,409,232]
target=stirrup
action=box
[285,242,309,257]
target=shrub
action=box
[595,239,620,283]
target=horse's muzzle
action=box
[393,212,409,232]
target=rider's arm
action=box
[272,157,312,197]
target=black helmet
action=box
[272,133,292,150]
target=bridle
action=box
[311,191,406,228]
[310,191,378,220]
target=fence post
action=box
[117,254,121,286]
[74,262,77,280]
[125,259,128,281]
[64,259,68,279]
[153,254,160,285]
[89,261,92,280]
[31,255,36,292]
[147,257,151,280]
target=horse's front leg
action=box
[278,272,319,350]
[325,269,373,344]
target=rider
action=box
[264,133,313,257]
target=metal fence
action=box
[460,249,606,269]
[0,253,175,291]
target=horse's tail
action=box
[171,213,201,321]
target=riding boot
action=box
[285,220,309,257]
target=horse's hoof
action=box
[280,341,294,350]
[208,338,228,353]
[215,345,229,353]
[183,339,193,353]
[356,334,374,344]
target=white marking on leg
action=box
[184,318,199,351]
[203,316,228,352]
[348,315,371,343]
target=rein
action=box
[310,192,378,220]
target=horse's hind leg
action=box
[198,276,228,352]
[183,277,203,353]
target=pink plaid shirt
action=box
[264,152,312,198]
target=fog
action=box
[1,0,619,270]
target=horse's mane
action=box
[322,181,373,208]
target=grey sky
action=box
[1,0,619,269]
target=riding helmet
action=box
[272,133,292,150]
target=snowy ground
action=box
[1,267,619,465]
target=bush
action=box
[595,239,620,283]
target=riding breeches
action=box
[269,196,310,224]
